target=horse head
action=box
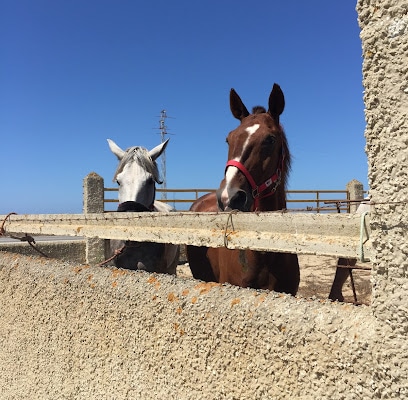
[107,138,179,275]
[107,139,169,211]
[216,83,290,212]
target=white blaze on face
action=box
[220,123,260,203]
[245,124,260,136]
[117,162,152,206]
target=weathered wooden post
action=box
[83,172,106,264]
[346,179,364,213]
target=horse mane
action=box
[280,127,291,191]
[113,146,162,183]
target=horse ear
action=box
[230,89,250,121]
[268,83,285,122]
[149,138,169,161]
[107,139,125,160]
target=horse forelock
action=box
[252,106,266,114]
[113,146,161,183]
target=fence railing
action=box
[75,175,367,263]
[0,212,372,261]
[104,188,355,213]
[0,175,368,265]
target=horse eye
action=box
[264,135,276,146]
[116,180,121,186]
[225,137,229,144]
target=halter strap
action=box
[225,149,285,210]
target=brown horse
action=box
[187,84,300,295]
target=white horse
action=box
[107,138,179,274]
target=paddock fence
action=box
[104,186,365,213]
[0,174,368,265]
[0,208,373,259]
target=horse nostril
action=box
[228,190,248,211]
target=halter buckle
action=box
[270,169,282,193]
[252,187,260,199]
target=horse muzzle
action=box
[216,188,252,212]
[117,201,150,212]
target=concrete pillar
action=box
[358,0,408,394]
[346,179,364,213]
[83,172,104,214]
[83,172,106,265]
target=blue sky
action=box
[1,0,367,214]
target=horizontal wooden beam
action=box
[0,212,372,260]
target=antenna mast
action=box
[159,110,168,201]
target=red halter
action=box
[225,149,285,210]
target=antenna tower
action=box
[158,110,169,201]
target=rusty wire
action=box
[0,212,49,258]
[223,210,238,248]
[95,245,126,267]
[0,212,17,236]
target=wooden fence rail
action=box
[10,174,364,264]
[0,211,372,261]
[104,188,353,212]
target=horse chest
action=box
[208,248,277,290]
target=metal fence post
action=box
[346,179,364,213]
[83,172,106,265]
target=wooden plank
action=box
[0,212,372,259]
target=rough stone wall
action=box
[358,0,408,397]
[0,252,376,400]
[0,240,86,264]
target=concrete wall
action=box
[0,240,85,264]
[0,251,376,399]
[0,1,407,398]
[358,0,408,396]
